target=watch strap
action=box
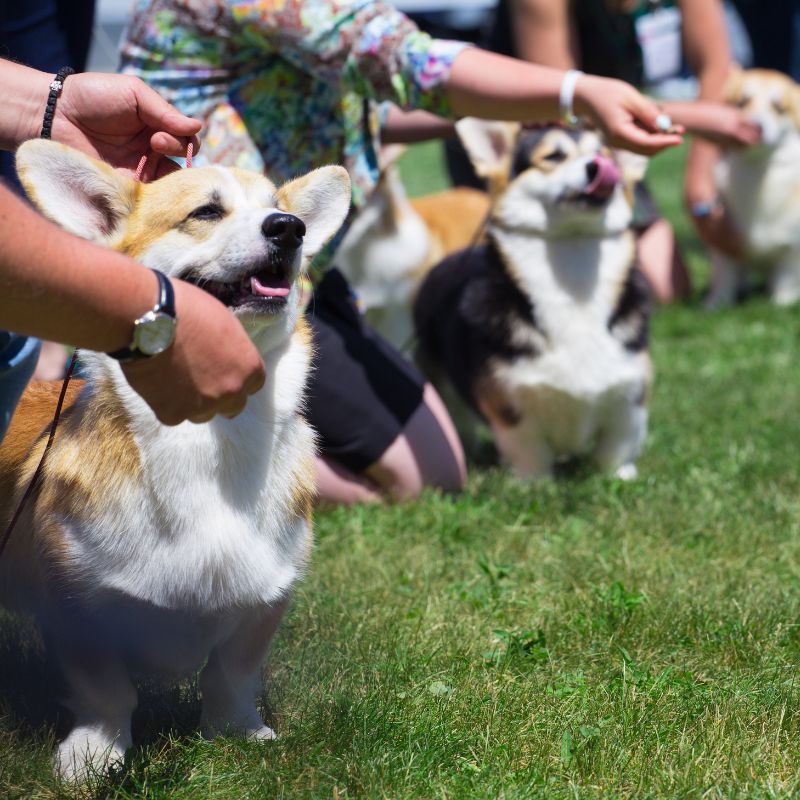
[108,269,176,361]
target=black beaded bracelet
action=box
[40,66,75,140]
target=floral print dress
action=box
[120,0,469,267]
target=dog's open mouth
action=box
[182,265,293,312]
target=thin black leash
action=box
[0,350,79,559]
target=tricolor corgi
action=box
[0,140,350,780]
[709,68,800,307]
[413,121,652,480]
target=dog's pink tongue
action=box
[251,275,290,298]
[586,155,620,199]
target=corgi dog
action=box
[413,121,652,480]
[708,68,800,307]
[0,140,350,780]
[336,146,489,347]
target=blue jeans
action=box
[0,333,41,443]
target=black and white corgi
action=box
[413,121,653,480]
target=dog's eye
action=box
[734,95,750,109]
[188,203,226,221]
[773,98,789,114]
[543,150,567,164]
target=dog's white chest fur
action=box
[493,231,648,459]
[70,339,313,614]
[719,138,800,260]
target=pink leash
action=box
[135,140,193,182]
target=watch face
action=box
[133,311,177,356]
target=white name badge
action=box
[635,6,683,85]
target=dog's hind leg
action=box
[593,400,648,480]
[199,596,290,741]
[53,640,137,782]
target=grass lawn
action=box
[3,143,800,799]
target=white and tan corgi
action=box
[0,140,350,780]
[709,68,800,307]
[413,121,652,480]
[336,146,489,347]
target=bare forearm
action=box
[447,48,564,121]
[510,0,576,68]
[678,0,732,100]
[0,60,53,151]
[381,108,455,144]
[0,184,156,350]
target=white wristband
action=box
[559,69,584,128]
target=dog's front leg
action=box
[491,419,555,480]
[769,251,800,306]
[705,251,743,309]
[53,639,137,782]
[199,596,290,741]
[593,398,648,481]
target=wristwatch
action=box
[108,269,177,361]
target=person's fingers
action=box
[244,363,267,396]
[132,79,203,137]
[610,123,683,156]
[188,410,217,424]
[149,130,202,157]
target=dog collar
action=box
[108,269,177,362]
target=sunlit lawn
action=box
[2,143,800,799]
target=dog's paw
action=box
[614,463,638,481]
[54,725,127,782]
[201,711,277,742]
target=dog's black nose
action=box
[586,160,598,183]
[261,213,306,248]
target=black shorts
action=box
[305,269,426,474]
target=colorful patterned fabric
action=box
[120,1,468,241]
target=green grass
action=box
[4,144,800,798]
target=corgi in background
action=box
[414,121,653,480]
[708,68,800,307]
[336,145,489,347]
[1,140,350,780]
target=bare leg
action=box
[33,341,68,381]
[54,641,137,782]
[364,383,466,501]
[199,597,290,740]
[315,455,382,506]
[637,219,690,304]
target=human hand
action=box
[666,101,761,148]
[52,72,201,180]
[574,75,684,156]
[120,281,266,426]
[684,167,745,259]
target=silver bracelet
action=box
[559,69,584,128]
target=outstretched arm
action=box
[446,48,682,156]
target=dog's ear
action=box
[15,140,137,244]
[456,118,519,183]
[277,166,352,258]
